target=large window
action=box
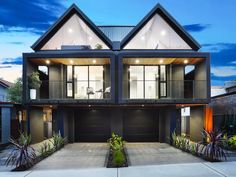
[129,65,166,99]
[67,65,104,99]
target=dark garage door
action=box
[75,109,111,142]
[123,109,158,142]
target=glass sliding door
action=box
[129,66,144,99]
[128,65,166,99]
[145,66,159,99]
[74,66,88,99]
[89,66,103,99]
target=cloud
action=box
[7,41,24,45]
[0,57,22,65]
[184,24,211,32]
[0,0,65,34]
[211,66,236,77]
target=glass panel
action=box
[41,14,109,50]
[67,83,73,97]
[67,66,73,82]
[38,66,48,75]
[74,66,88,99]
[89,66,103,99]
[160,65,166,81]
[160,83,166,97]
[124,13,191,49]
[145,66,159,99]
[129,66,144,99]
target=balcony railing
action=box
[27,80,111,102]
[122,80,207,102]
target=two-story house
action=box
[23,4,210,143]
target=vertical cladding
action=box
[1,107,11,144]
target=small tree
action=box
[7,78,22,103]
[28,72,42,89]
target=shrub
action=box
[112,149,125,166]
[5,132,36,168]
[50,132,65,150]
[227,135,236,149]
[200,130,227,161]
[39,141,54,158]
[95,44,103,49]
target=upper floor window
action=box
[124,13,191,50]
[41,14,109,50]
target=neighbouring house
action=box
[22,3,210,143]
[211,81,236,135]
[0,78,13,102]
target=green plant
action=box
[227,135,236,149]
[39,141,54,158]
[95,43,103,49]
[112,149,125,166]
[200,130,227,161]
[50,132,65,150]
[28,71,42,89]
[108,132,125,151]
[5,132,36,168]
[7,77,22,103]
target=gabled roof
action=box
[31,4,113,51]
[120,3,201,50]
[0,78,13,88]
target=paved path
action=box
[1,162,236,177]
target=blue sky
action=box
[0,0,236,85]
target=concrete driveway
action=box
[33,143,108,170]
[126,143,203,166]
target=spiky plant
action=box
[5,132,36,168]
[200,130,227,161]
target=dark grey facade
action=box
[22,3,210,143]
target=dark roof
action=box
[0,78,13,88]
[120,3,201,50]
[211,91,236,99]
[98,26,134,42]
[31,4,113,51]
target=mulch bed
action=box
[106,148,129,168]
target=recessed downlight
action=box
[92,59,96,64]
[135,59,140,64]
[141,36,145,40]
[88,36,93,40]
[46,60,50,64]
[70,60,74,64]
[184,60,188,64]
[159,59,163,64]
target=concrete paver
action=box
[126,143,203,166]
[32,143,108,170]
[204,161,236,177]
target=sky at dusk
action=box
[0,0,236,86]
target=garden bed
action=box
[106,148,129,168]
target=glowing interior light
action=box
[68,28,73,33]
[88,36,93,40]
[161,30,166,36]
[141,36,145,40]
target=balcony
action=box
[27,80,111,104]
[122,80,207,104]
